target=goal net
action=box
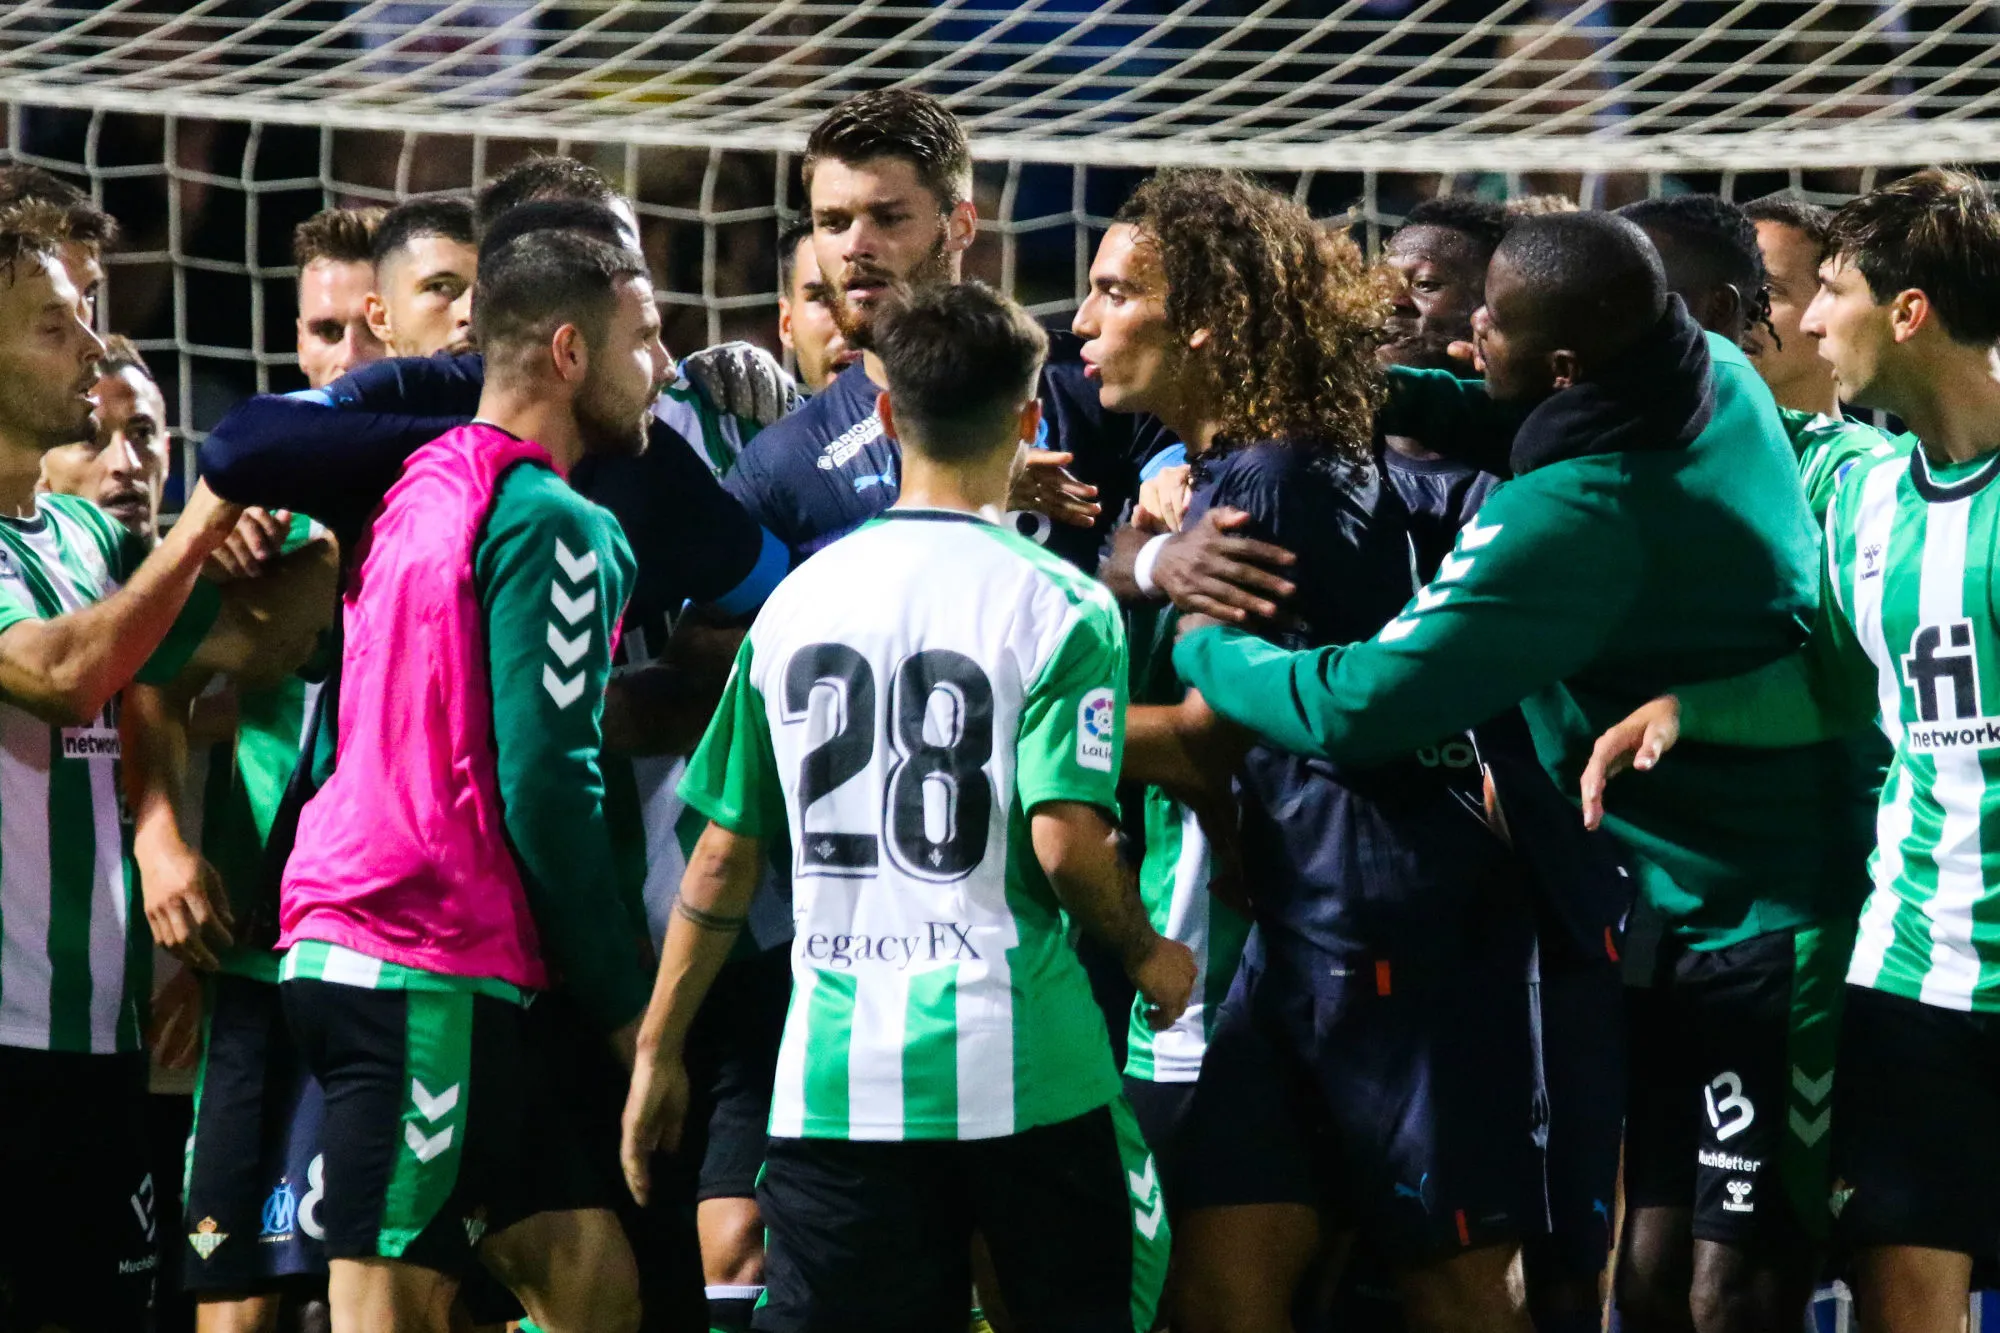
[2,0,1997,468]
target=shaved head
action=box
[1474,212,1667,403]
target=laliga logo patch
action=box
[1077,688,1116,772]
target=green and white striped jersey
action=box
[1782,406,1910,522]
[653,371,757,479]
[681,508,1128,1141]
[0,496,180,1054]
[1121,605,1248,1083]
[1822,446,2000,1010]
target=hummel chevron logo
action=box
[554,539,598,583]
[411,1079,459,1122]
[550,583,597,624]
[544,664,586,708]
[1129,1157,1165,1240]
[547,624,591,668]
[1380,617,1419,643]
[405,1122,455,1163]
[1459,516,1504,549]
[1437,552,1474,583]
[1413,585,1451,612]
[1789,1106,1830,1146]
[1791,1067,1833,1105]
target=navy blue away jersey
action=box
[1184,442,1529,973]
[724,331,1172,570]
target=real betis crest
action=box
[188,1215,227,1260]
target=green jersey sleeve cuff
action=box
[135,579,223,685]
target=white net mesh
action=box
[1,1,1996,473]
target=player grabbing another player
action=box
[0,201,332,1333]
[274,228,665,1332]
[1169,210,1865,1333]
[362,194,478,359]
[295,206,388,390]
[622,281,1193,1333]
[1581,167,2000,1333]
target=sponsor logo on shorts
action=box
[802,922,981,969]
[464,1207,489,1248]
[188,1216,227,1261]
[1393,1173,1435,1215]
[1129,1156,1165,1241]
[117,1255,157,1275]
[1077,688,1115,772]
[406,1080,460,1164]
[1697,1148,1763,1173]
[1723,1179,1755,1214]
[61,726,120,760]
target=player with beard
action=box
[272,229,664,1333]
[41,336,171,539]
[1580,165,2000,1333]
[722,88,1169,571]
[0,202,334,1333]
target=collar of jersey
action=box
[1909,444,2000,505]
[875,506,996,527]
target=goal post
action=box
[2,0,1997,467]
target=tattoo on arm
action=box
[675,898,749,933]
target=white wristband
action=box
[1133,533,1171,599]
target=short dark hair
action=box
[804,89,973,212]
[1741,194,1833,254]
[292,206,385,271]
[474,155,622,235]
[778,216,815,288]
[472,230,649,371]
[1493,211,1666,361]
[478,199,631,262]
[0,165,118,248]
[370,194,476,270]
[1825,168,2000,345]
[1397,196,1509,258]
[1618,194,1768,323]
[93,333,152,382]
[874,282,1046,463]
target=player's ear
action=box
[551,322,588,384]
[877,391,900,443]
[362,291,392,346]
[946,200,977,256]
[1187,327,1212,352]
[778,297,795,353]
[1889,288,1930,344]
[1017,398,1043,447]
[1548,347,1580,391]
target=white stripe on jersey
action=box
[1151,808,1216,1081]
[845,961,909,1141]
[1849,459,1908,993]
[84,753,126,1051]
[0,707,53,1048]
[1915,498,1986,1010]
[769,969,815,1139]
[956,931,1015,1141]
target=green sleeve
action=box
[678,634,786,838]
[1174,472,1638,764]
[1379,366,1525,472]
[1679,486,1881,744]
[1016,600,1128,820]
[476,469,649,1032]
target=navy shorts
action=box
[1527,957,1625,1281]
[183,972,329,1294]
[1178,946,1545,1266]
